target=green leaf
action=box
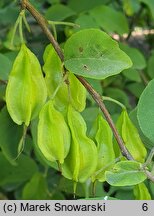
[23,135,33,156]
[0,6,18,25]
[45,4,75,21]
[105,161,147,186]
[81,107,100,133]
[134,182,151,200]
[126,83,145,98]
[123,0,140,16]
[139,0,154,18]
[120,43,146,70]
[68,0,105,13]
[75,14,99,30]
[22,172,50,200]
[0,153,38,186]
[137,79,154,143]
[5,51,18,62]
[86,78,102,94]
[90,5,129,35]
[0,53,12,80]
[0,106,23,165]
[64,29,132,80]
[115,188,135,200]
[147,52,154,79]
[130,108,154,149]
[122,68,141,82]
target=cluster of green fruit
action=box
[5,42,147,189]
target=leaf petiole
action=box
[11,14,21,46]
[48,20,80,28]
[19,12,25,44]
[102,96,126,110]
[22,11,31,32]
[11,9,30,46]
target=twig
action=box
[22,0,133,161]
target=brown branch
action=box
[23,0,133,160]
[24,0,64,61]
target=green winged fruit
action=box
[62,105,97,183]
[6,44,47,126]
[37,100,71,165]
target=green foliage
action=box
[67,0,104,13]
[147,52,154,79]
[0,107,23,164]
[90,5,129,35]
[74,14,99,30]
[45,4,75,21]
[130,108,154,149]
[22,172,50,200]
[137,79,154,144]
[105,161,147,186]
[122,68,141,82]
[126,83,145,98]
[123,0,140,16]
[119,43,146,70]
[139,0,154,18]
[0,153,38,186]
[0,0,154,200]
[64,29,132,79]
[0,54,12,80]
[0,5,18,25]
